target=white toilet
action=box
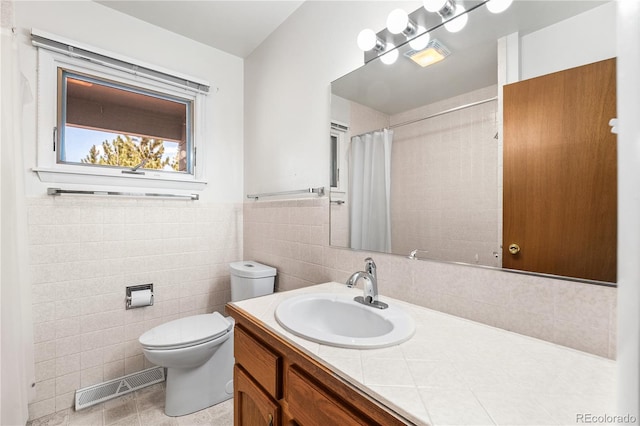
[139,261,276,417]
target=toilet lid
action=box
[139,312,232,350]
[230,261,277,279]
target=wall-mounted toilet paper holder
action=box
[126,284,154,309]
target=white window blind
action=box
[31,29,210,94]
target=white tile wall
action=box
[27,196,242,420]
[244,197,617,360]
[390,85,500,267]
[341,86,501,267]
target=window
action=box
[33,30,208,190]
[330,122,349,194]
[59,70,193,174]
[330,133,339,188]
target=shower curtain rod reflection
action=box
[391,96,498,130]
[359,97,498,136]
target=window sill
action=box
[33,167,207,191]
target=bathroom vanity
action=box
[227,283,616,425]
[227,300,410,425]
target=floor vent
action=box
[74,367,165,410]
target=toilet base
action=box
[164,330,234,417]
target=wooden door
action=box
[503,58,617,282]
[234,365,280,426]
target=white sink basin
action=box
[274,293,415,349]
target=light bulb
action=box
[486,0,513,14]
[443,4,468,33]
[409,27,430,50]
[423,0,448,13]
[380,43,398,65]
[357,29,378,51]
[387,9,409,35]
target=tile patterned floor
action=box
[27,383,234,426]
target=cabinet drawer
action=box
[287,366,372,426]
[235,326,281,398]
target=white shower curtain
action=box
[1,2,36,423]
[349,129,393,252]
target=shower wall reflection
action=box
[391,85,500,266]
[330,85,501,267]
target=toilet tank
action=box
[229,261,277,302]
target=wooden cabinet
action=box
[286,366,374,426]
[227,304,412,426]
[234,365,279,426]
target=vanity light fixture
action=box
[386,8,431,51]
[357,28,386,52]
[423,0,468,33]
[379,43,399,65]
[443,4,468,33]
[423,0,456,16]
[357,28,397,65]
[404,39,450,67]
[486,0,514,14]
[409,29,431,51]
[386,9,417,36]
[357,0,477,64]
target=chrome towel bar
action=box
[246,187,325,200]
[47,188,199,200]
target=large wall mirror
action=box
[329,0,617,284]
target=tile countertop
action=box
[230,282,616,426]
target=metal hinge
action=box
[193,147,197,168]
[52,127,57,151]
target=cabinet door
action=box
[235,326,281,399]
[286,366,373,426]
[503,58,617,282]
[235,365,280,426]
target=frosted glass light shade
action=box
[486,0,513,14]
[409,27,430,50]
[443,5,468,32]
[423,0,448,13]
[380,43,398,65]
[387,9,409,34]
[357,29,378,51]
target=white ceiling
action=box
[96,0,305,58]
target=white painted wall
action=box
[16,0,244,203]
[520,2,616,80]
[330,95,350,127]
[244,1,420,195]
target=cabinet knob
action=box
[508,243,521,255]
[267,413,273,426]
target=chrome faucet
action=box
[346,257,388,309]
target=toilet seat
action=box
[139,312,232,350]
